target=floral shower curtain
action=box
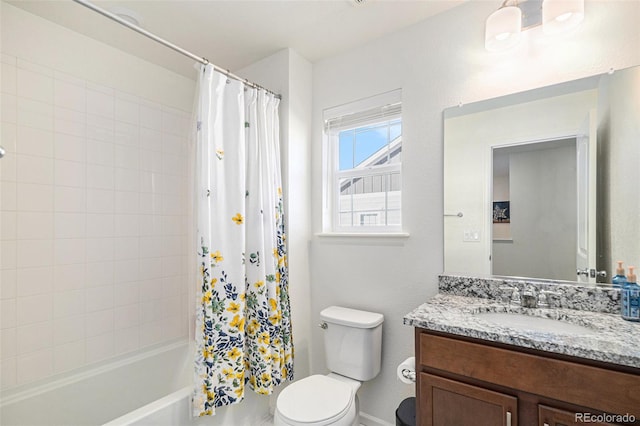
[193,64,293,417]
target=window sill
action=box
[315,232,410,239]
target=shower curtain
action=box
[193,64,293,417]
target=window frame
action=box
[322,90,403,234]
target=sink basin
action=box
[475,312,596,335]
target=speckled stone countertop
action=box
[404,275,640,369]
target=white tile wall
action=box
[0,54,190,389]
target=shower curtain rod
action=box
[72,0,282,99]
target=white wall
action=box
[0,3,195,390]
[310,1,640,423]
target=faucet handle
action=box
[499,286,521,305]
[537,289,561,308]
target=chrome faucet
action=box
[499,285,560,308]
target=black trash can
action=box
[395,397,416,426]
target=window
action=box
[323,90,402,233]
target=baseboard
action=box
[359,411,395,426]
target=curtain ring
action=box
[226,69,231,84]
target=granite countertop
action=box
[404,275,640,369]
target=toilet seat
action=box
[276,375,355,425]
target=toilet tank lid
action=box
[320,306,384,328]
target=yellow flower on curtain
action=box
[227,302,240,313]
[229,315,245,332]
[222,368,234,379]
[247,319,260,335]
[234,385,244,398]
[203,346,213,359]
[269,311,282,325]
[232,213,244,225]
[257,332,270,345]
[211,251,224,263]
[228,347,241,360]
[268,298,277,311]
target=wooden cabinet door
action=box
[538,405,617,426]
[419,373,517,426]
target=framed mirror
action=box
[443,65,640,285]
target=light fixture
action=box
[485,0,584,51]
[109,6,144,27]
[485,2,522,52]
[542,0,584,34]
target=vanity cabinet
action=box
[415,329,640,426]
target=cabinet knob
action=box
[506,411,512,426]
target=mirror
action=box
[444,65,640,285]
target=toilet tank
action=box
[320,306,384,382]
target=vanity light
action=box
[485,2,522,52]
[485,0,584,51]
[542,0,584,34]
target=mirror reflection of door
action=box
[492,139,579,281]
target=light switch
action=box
[463,230,481,242]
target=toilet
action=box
[274,306,384,426]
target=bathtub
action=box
[0,341,192,426]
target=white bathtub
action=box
[0,341,192,426]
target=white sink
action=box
[475,312,596,335]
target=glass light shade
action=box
[485,6,522,52]
[542,0,584,35]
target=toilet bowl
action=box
[274,374,361,426]
[274,306,384,426]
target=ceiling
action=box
[6,0,467,79]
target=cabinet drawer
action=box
[419,332,640,418]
